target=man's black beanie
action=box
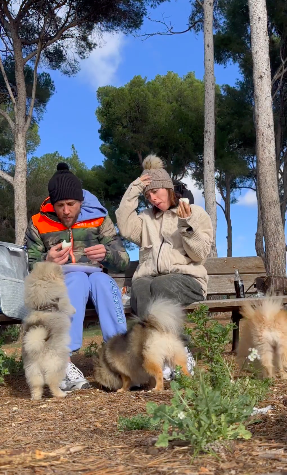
[48,163,84,205]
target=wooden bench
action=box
[110,256,287,351]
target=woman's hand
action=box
[139,175,152,187]
[177,200,192,218]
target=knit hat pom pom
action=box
[142,155,164,170]
[57,162,69,171]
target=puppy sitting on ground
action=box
[237,298,287,379]
[22,261,75,400]
[93,297,190,392]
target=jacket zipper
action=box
[157,238,164,274]
[69,228,76,263]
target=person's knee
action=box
[150,276,168,297]
[89,271,113,290]
[65,272,89,289]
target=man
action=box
[25,162,129,391]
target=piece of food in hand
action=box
[62,240,72,249]
[179,198,190,204]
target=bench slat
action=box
[207,274,259,295]
[204,257,265,275]
[112,273,264,296]
[185,295,287,312]
[121,257,266,279]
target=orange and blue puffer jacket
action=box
[24,189,129,272]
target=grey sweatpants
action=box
[131,274,204,318]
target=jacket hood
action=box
[40,189,107,223]
[78,190,107,221]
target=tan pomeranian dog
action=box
[93,297,190,392]
[237,298,287,379]
[22,262,75,400]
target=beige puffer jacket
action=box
[115,178,213,296]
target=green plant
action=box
[0,348,10,383]
[118,306,272,453]
[84,341,98,357]
[4,354,23,375]
[118,414,161,432]
[185,305,235,387]
[0,324,21,343]
[0,348,23,383]
[147,375,253,454]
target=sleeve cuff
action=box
[178,214,199,233]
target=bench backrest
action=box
[110,256,266,296]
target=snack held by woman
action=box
[115,155,213,318]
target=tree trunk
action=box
[13,37,28,244]
[137,151,143,166]
[225,175,232,257]
[255,188,265,259]
[248,0,286,276]
[280,150,287,227]
[14,130,27,244]
[203,0,217,257]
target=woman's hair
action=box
[148,188,179,215]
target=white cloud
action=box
[80,32,125,90]
[181,174,205,207]
[182,173,222,208]
[236,189,257,207]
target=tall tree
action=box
[203,0,217,256]
[0,0,165,244]
[248,0,286,275]
[96,72,205,202]
[214,0,287,256]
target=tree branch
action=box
[23,20,77,63]
[25,37,42,131]
[0,169,14,185]
[0,52,16,107]
[0,107,15,130]
[139,16,202,40]
[216,200,227,219]
[1,0,14,24]
[236,185,256,191]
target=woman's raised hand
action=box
[139,175,152,186]
[177,200,192,218]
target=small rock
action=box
[12,406,18,412]
[146,447,159,455]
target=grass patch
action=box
[118,414,161,431]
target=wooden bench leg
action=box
[231,310,241,352]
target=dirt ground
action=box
[1,320,287,475]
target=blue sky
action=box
[34,0,258,261]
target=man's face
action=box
[53,200,82,228]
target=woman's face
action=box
[146,188,171,211]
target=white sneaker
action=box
[163,365,174,381]
[60,362,91,391]
[163,348,196,381]
[185,347,196,376]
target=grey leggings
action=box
[131,274,204,318]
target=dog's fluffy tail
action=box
[143,297,185,335]
[23,326,49,355]
[240,298,283,323]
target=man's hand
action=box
[84,244,107,262]
[46,243,70,265]
[177,200,192,219]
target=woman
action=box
[116,154,213,318]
